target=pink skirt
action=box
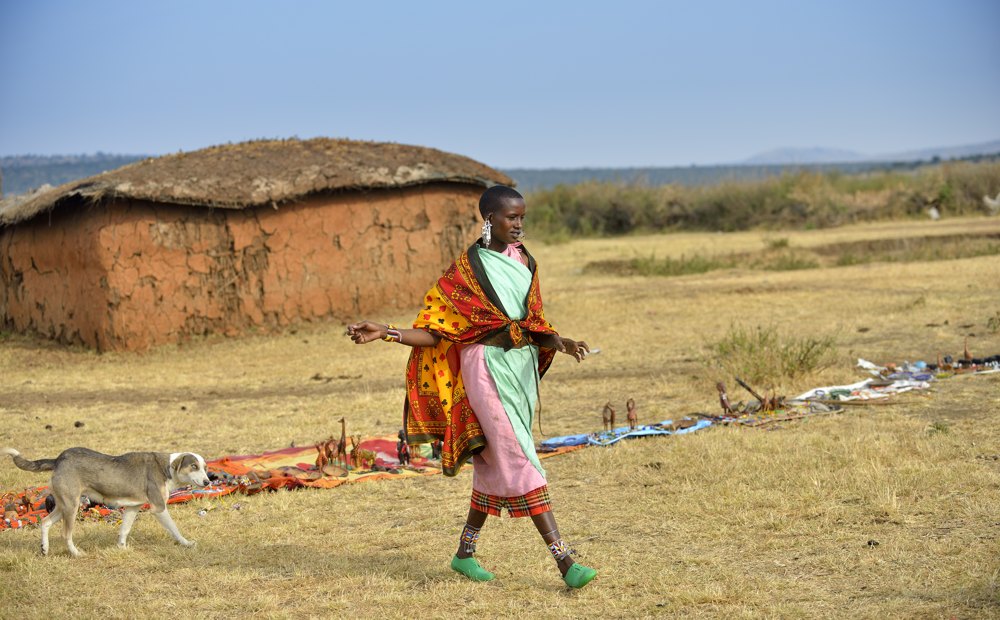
[460,343,547,497]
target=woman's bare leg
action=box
[532,509,598,588]
[531,510,575,576]
[455,507,488,559]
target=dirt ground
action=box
[1,215,998,618]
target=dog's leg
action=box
[39,507,63,556]
[152,509,195,547]
[117,507,141,549]
[60,499,84,558]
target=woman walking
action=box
[348,185,597,588]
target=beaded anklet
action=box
[548,538,571,561]
[543,528,573,561]
[460,523,481,555]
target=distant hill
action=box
[873,138,1000,163]
[3,139,999,197]
[0,153,149,197]
[743,147,866,165]
[502,159,973,193]
[743,138,1000,165]
[508,139,1000,191]
[503,163,876,192]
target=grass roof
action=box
[0,138,512,227]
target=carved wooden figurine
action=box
[335,418,348,465]
[396,429,411,466]
[349,434,363,468]
[602,402,616,432]
[315,443,329,471]
[2,493,18,522]
[626,398,638,430]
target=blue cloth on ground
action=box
[538,419,712,450]
[538,433,592,449]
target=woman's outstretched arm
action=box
[347,320,441,347]
[531,332,590,362]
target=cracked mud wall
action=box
[1,202,110,348]
[0,183,482,351]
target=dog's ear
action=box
[170,454,191,479]
[175,453,201,475]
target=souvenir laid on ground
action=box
[0,432,585,531]
[703,376,841,427]
[586,418,713,446]
[5,340,993,532]
[704,378,845,427]
[795,348,999,405]
[626,398,638,430]
[708,399,845,427]
[792,373,932,403]
[707,341,999,427]
[537,417,713,451]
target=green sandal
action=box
[451,555,495,582]
[563,563,597,589]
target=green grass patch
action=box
[926,420,951,435]
[587,232,1000,278]
[583,253,735,277]
[755,251,820,271]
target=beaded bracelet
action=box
[383,324,401,343]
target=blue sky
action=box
[1,1,998,167]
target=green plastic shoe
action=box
[451,555,495,582]
[563,562,597,589]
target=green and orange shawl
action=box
[405,241,558,476]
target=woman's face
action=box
[488,198,526,246]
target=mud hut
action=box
[0,138,513,351]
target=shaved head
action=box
[479,185,523,219]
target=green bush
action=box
[527,161,1000,240]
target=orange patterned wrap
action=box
[404,241,558,476]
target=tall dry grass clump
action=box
[706,323,838,388]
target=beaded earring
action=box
[481,218,492,246]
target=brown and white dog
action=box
[1,447,210,557]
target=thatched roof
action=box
[0,138,513,227]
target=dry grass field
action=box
[2,215,999,618]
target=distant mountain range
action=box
[742,147,867,165]
[2,139,999,197]
[0,153,151,198]
[742,138,1000,165]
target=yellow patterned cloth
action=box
[404,241,557,476]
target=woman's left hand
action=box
[559,337,590,362]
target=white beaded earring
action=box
[481,217,492,246]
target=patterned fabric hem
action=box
[470,485,552,518]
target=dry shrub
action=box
[707,323,838,387]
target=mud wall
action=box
[0,183,481,351]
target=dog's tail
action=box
[0,448,56,472]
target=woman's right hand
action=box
[346,321,386,344]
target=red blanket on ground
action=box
[0,435,584,530]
